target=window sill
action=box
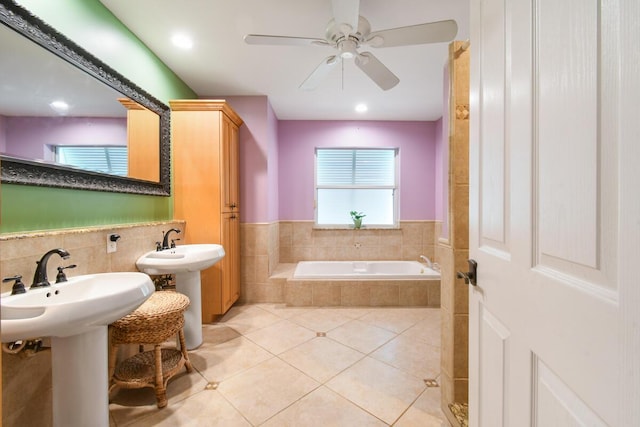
[313,225,400,231]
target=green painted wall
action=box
[2,185,171,231]
[2,0,197,233]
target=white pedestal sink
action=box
[136,244,225,349]
[1,272,155,427]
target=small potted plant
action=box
[350,211,366,229]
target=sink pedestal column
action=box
[51,327,109,427]
[175,271,203,349]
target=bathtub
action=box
[286,260,441,307]
[293,260,440,280]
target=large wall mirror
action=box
[0,1,170,196]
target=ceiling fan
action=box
[244,0,457,91]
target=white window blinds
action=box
[316,149,395,187]
[55,146,128,176]
[315,148,398,227]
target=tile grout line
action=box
[110,305,445,426]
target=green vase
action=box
[353,218,362,229]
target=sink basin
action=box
[136,243,225,275]
[136,244,226,350]
[1,272,154,342]
[1,271,154,427]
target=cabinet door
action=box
[126,105,160,182]
[221,115,239,212]
[221,211,240,313]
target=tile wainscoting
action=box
[0,221,186,295]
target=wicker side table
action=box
[109,291,193,408]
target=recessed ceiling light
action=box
[355,103,368,113]
[171,33,193,50]
[49,100,69,113]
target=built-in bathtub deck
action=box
[268,263,441,307]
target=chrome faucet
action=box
[160,228,181,250]
[419,255,433,268]
[31,248,71,289]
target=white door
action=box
[468,0,640,426]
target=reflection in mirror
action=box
[118,99,160,182]
[0,1,170,195]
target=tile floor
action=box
[109,304,447,426]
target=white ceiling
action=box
[0,17,127,117]
[100,0,469,121]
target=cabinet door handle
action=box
[230,214,237,219]
[230,203,237,209]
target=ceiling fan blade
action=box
[355,52,399,91]
[244,34,329,47]
[331,0,360,33]
[299,55,339,91]
[366,19,458,48]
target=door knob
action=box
[457,259,478,286]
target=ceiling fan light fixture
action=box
[338,38,358,59]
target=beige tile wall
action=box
[0,221,185,294]
[440,40,470,425]
[240,221,438,305]
[438,243,470,407]
[284,279,441,307]
[0,220,185,427]
[279,221,436,263]
[240,222,281,304]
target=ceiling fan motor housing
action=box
[325,16,371,47]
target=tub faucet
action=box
[31,248,71,289]
[419,255,433,268]
[161,228,181,250]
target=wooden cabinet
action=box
[170,100,243,321]
[118,98,160,182]
[221,114,240,212]
[220,211,240,311]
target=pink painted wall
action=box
[224,96,279,223]
[0,115,7,153]
[278,120,438,221]
[213,96,440,223]
[266,102,279,221]
[3,116,126,160]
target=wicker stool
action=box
[108,291,193,408]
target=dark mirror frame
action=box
[0,1,171,196]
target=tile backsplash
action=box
[0,221,185,294]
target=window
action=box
[315,148,398,227]
[55,146,128,176]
